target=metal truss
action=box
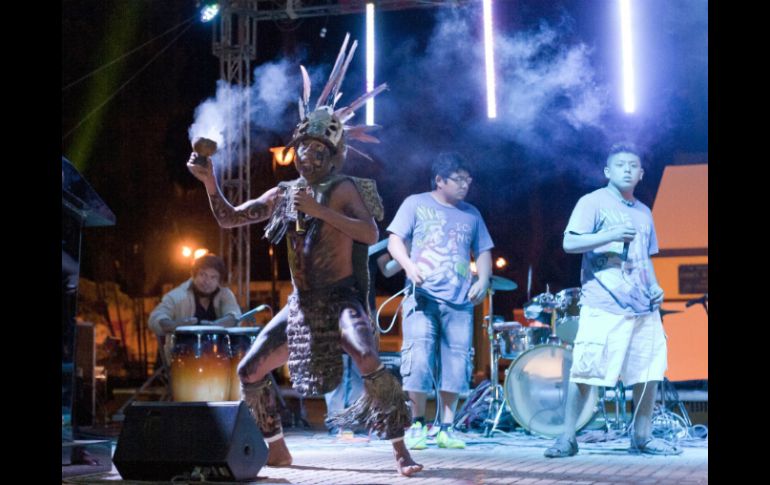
[210,0,466,307]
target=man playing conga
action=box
[148,254,241,366]
[187,36,422,477]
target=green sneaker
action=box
[404,422,428,450]
[436,427,466,449]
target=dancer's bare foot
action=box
[392,439,423,477]
[267,438,293,467]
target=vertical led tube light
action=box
[366,3,375,125]
[619,0,636,113]
[483,0,497,119]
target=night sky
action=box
[62,0,708,317]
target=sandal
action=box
[544,436,578,458]
[630,437,683,455]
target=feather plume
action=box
[335,83,388,122]
[299,65,311,107]
[316,33,350,108]
[330,41,358,107]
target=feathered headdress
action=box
[287,33,388,168]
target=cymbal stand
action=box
[597,381,629,432]
[540,286,560,345]
[482,288,510,437]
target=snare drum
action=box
[170,326,232,402]
[226,327,262,401]
[503,344,598,437]
[495,321,525,360]
[555,288,582,344]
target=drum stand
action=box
[547,309,561,345]
[481,288,512,437]
[597,381,629,432]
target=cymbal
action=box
[490,275,518,291]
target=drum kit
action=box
[456,278,601,438]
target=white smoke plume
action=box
[188,59,301,166]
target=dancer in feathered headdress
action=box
[187,34,422,476]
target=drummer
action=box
[149,254,241,366]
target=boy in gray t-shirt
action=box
[545,143,680,458]
[388,153,493,450]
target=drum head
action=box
[175,325,229,335]
[504,345,598,438]
[227,326,262,335]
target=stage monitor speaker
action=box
[113,401,267,482]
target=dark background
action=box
[62,0,708,318]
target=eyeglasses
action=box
[447,176,473,185]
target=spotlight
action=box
[200,3,220,23]
[320,27,327,38]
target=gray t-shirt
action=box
[387,192,494,305]
[565,188,659,316]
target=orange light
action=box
[270,146,295,166]
[181,246,192,258]
[193,248,209,260]
[495,257,507,269]
[470,261,477,274]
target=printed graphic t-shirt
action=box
[387,192,494,306]
[565,187,659,315]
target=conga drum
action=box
[226,327,263,401]
[170,326,232,402]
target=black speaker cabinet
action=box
[114,401,267,482]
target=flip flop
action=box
[544,436,578,458]
[630,437,683,455]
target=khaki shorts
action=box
[569,304,667,387]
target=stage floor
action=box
[62,427,707,484]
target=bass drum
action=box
[503,344,598,438]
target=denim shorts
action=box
[399,291,475,394]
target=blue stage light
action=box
[201,3,220,23]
